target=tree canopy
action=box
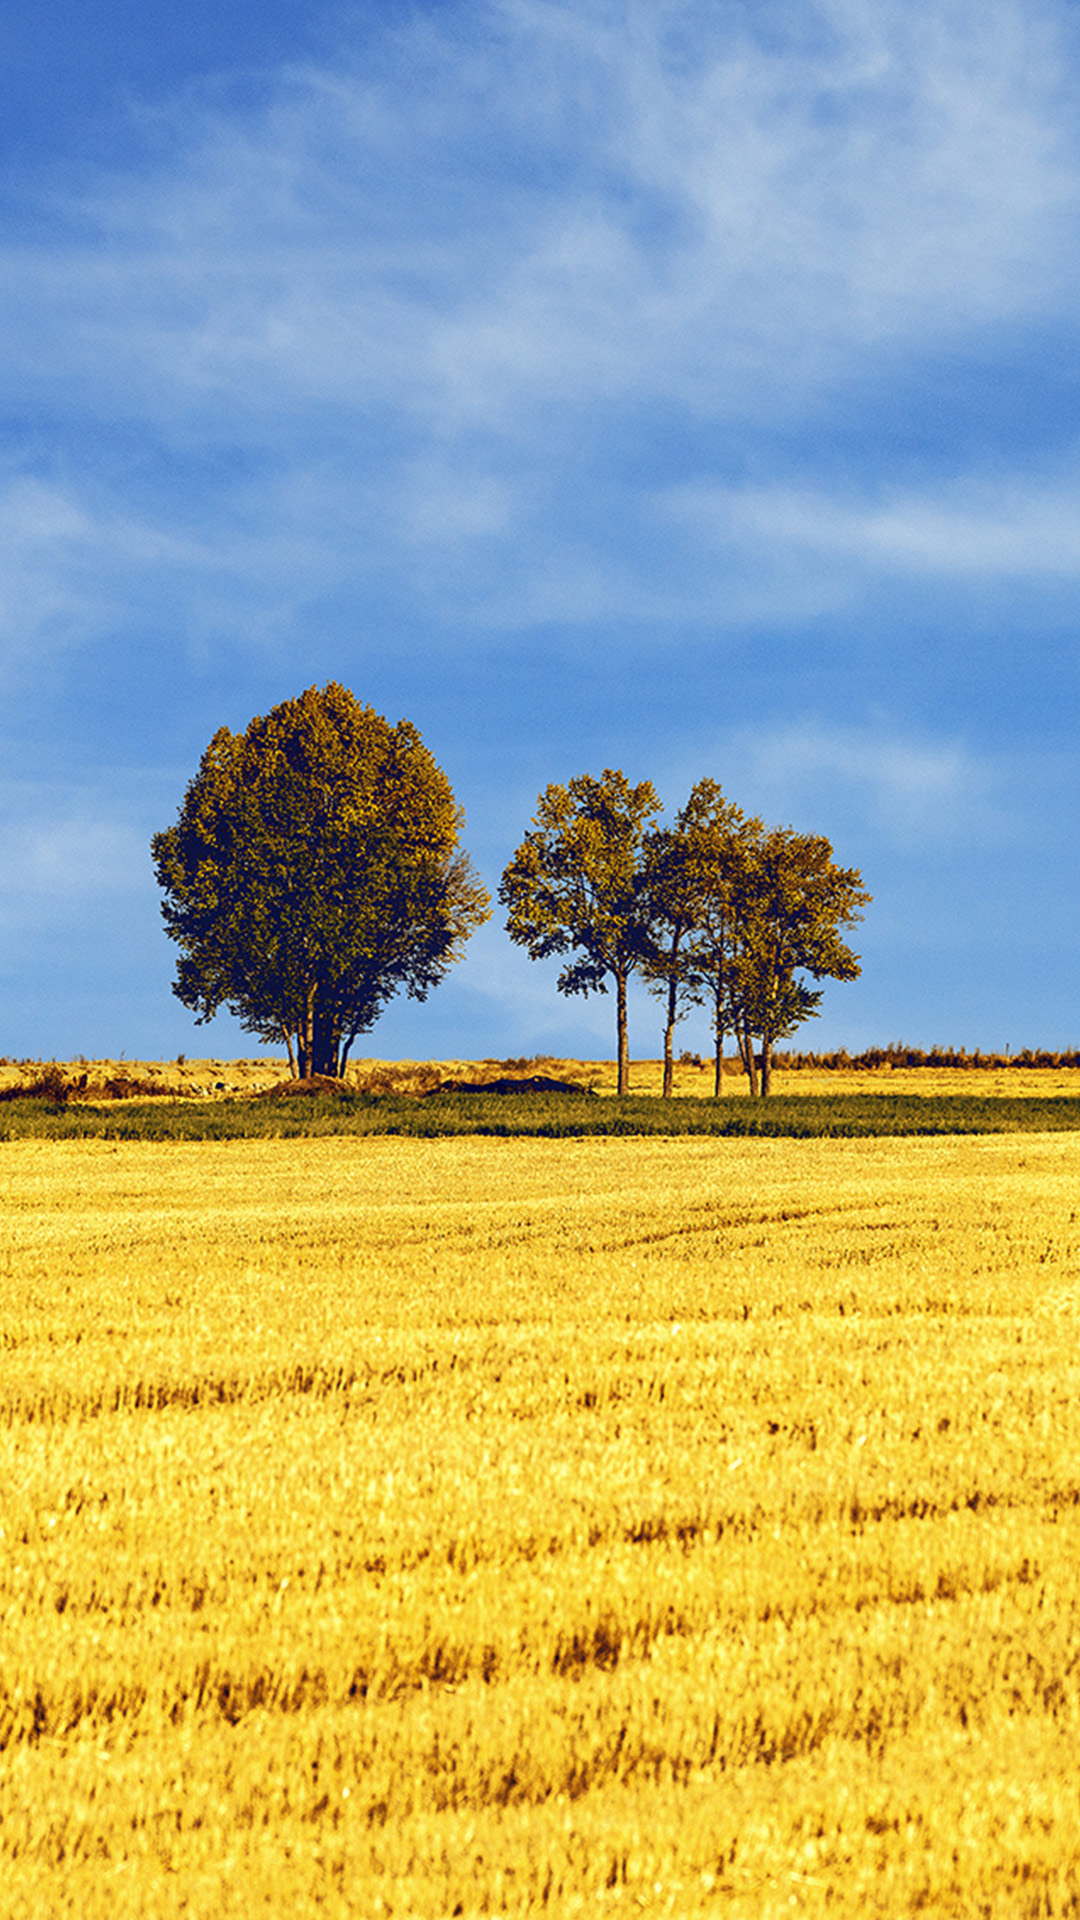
[151,684,490,1077]
[498,770,661,1094]
[641,780,765,1096]
[503,769,869,1096]
[722,824,868,1094]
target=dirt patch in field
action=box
[429,1075,593,1097]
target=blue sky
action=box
[2,0,1079,1064]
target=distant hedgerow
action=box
[773,1043,1080,1071]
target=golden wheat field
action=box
[3,1116,1080,1916]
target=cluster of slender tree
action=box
[500,771,870,1097]
[152,689,869,1096]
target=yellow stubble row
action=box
[2,1130,1079,1916]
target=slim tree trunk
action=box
[616,970,630,1096]
[662,974,677,1096]
[738,1023,759,1098]
[760,1040,772,1097]
[711,977,725,1098]
[300,983,316,1081]
[284,1032,297,1077]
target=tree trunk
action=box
[712,978,725,1098]
[738,1023,759,1098]
[300,984,317,1081]
[284,1032,297,1077]
[760,1041,772,1097]
[616,970,630,1096]
[311,1005,340,1079]
[662,974,677,1096]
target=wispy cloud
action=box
[0,816,145,895]
[0,0,1078,650]
[670,476,1080,584]
[0,771,174,968]
[9,0,1075,425]
[0,477,128,671]
[0,779,151,953]
[702,719,1007,849]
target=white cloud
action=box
[745,720,973,800]
[0,814,146,897]
[699,719,1008,848]
[0,461,390,672]
[1,0,1079,649]
[0,472,220,674]
[3,0,1078,434]
[399,460,517,545]
[0,478,121,669]
[671,476,1080,580]
[0,778,167,938]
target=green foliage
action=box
[640,781,764,1096]
[723,825,869,1093]
[3,1091,1080,1143]
[499,770,662,1093]
[151,684,490,1077]
[503,769,870,1097]
[640,782,870,1097]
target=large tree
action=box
[499,770,661,1095]
[151,684,490,1077]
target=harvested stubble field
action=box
[2,1096,1080,1915]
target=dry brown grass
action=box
[0,1056,288,1100]
[4,1052,1080,1103]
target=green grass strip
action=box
[3,1090,1080,1142]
